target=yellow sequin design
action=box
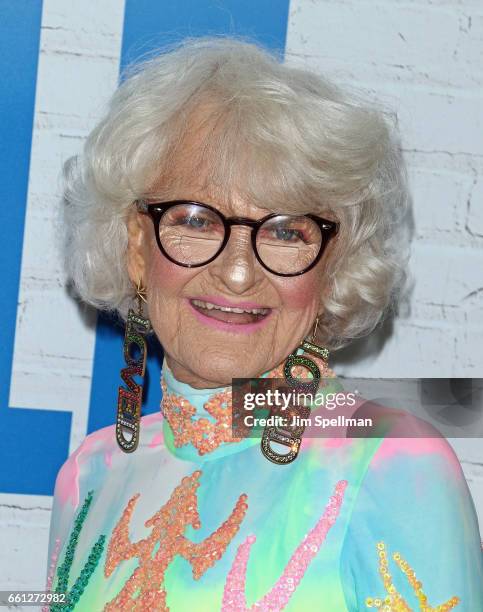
[365,541,460,611]
[103,470,248,611]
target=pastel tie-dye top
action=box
[46,353,483,611]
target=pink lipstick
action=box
[185,296,273,334]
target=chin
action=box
[195,356,259,386]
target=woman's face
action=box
[127,185,329,388]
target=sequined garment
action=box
[46,349,483,610]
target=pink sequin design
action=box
[221,479,348,611]
[42,537,61,612]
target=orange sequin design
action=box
[365,541,460,611]
[161,379,241,455]
[161,355,335,455]
[103,470,247,611]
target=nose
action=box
[208,226,261,294]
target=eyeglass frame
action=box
[135,199,340,277]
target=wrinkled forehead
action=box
[144,95,308,218]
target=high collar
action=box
[160,348,340,462]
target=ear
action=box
[126,210,150,285]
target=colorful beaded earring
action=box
[116,278,151,453]
[261,315,329,465]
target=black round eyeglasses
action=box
[135,199,340,277]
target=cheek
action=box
[147,250,191,296]
[277,273,321,311]
[144,252,198,344]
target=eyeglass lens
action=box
[158,203,324,274]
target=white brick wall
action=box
[285,0,483,546]
[2,0,482,600]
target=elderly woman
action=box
[46,37,483,611]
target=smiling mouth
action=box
[189,299,271,324]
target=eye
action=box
[257,215,322,247]
[170,213,213,230]
[186,215,210,229]
[273,227,305,242]
[259,223,311,244]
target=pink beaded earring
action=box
[261,315,329,465]
[116,279,151,453]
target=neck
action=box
[164,351,307,389]
[160,349,338,461]
[163,353,237,389]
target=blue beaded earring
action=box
[116,279,151,453]
[261,315,329,465]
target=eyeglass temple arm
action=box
[135,200,149,213]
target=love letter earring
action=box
[261,315,329,465]
[116,279,151,453]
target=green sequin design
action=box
[50,490,106,611]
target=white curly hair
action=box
[61,35,412,350]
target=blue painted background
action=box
[0,0,290,496]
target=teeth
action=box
[191,299,269,315]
